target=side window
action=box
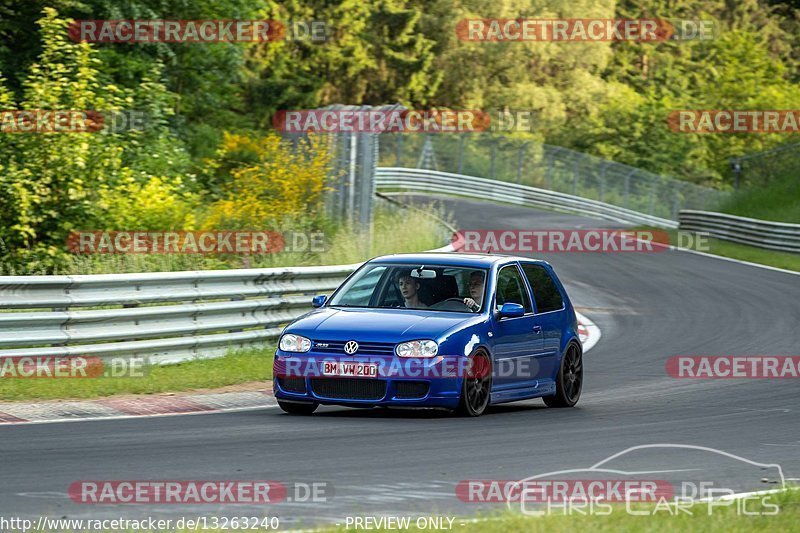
[495,265,532,313]
[521,264,564,313]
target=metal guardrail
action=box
[0,264,360,363]
[0,234,457,363]
[379,133,727,219]
[679,210,800,253]
[375,167,679,229]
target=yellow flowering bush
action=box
[202,133,334,230]
[98,175,198,231]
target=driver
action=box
[398,272,427,308]
[464,270,485,312]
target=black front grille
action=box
[310,378,387,400]
[312,340,395,356]
[278,377,306,393]
[395,381,429,399]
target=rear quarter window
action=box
[521,264,564,313]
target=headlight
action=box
[395,340,438,358]
[279,334,311,353]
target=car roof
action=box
[368,252,549,269]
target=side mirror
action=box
[498,302,525,318]
[311,295,328,308]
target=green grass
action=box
[699,236,800,272]
[0,347,274,402]
[310,488,799,533]
[718,173,800,223]
[635,227,800,273]
[315,201,452,265]
[8,203,452,275]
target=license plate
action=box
[322,361,378,377]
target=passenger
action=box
[464,270,485,312]
[398,272,427,308]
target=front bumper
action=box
[273,352,465,409]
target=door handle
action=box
[533,325,542,333]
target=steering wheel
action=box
[429,297,472,311]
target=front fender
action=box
[437,318,493,359]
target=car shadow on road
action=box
[274,400,550,419]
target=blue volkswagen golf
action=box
[273,253,582,416]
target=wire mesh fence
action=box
[282,105,394,231]
[379,133,728,221]
[734,141,800,189]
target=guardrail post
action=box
[395,134,403,166]
[57,297,70,347]
[545,152,553,190]
[623,170,632,209]
[572,158,579,196]
[598,162,606,202]
[490,140,497,179]
[672,190,681,220]
[730,157,742,190]
[457,136,465,175]
[347,133,357,223]
[357,132,377,231]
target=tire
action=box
[277,400,319,415]
[455,351,492,416]
[543,343,583,408]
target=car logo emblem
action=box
[344,341,359,354]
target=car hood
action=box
[285,307,476,343]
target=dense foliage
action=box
[0,1,798,271]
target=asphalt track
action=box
[2,195,799,528]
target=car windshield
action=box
[328,263,488,313]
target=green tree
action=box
[244,0,439,123]
[0,9,191,272]
[555,0,800,185]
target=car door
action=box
[520,263,566,391]
[490,263,541,395]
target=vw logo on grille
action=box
[344,340,359,355]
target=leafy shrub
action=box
[0,9,191,273]
[202,132,334,230]
[98,175,198,231]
